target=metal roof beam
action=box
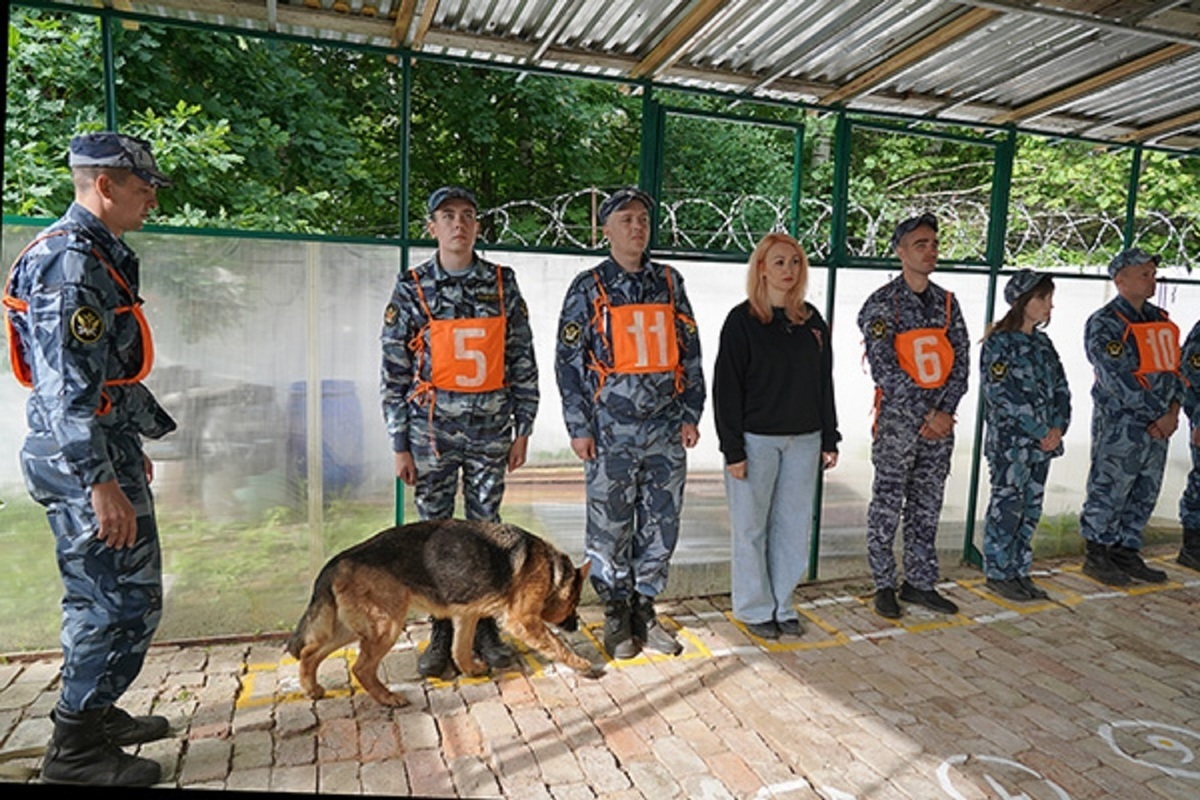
[988,41,1193,124]
[820,6,1000,106]
[629,0,731,80]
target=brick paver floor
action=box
[2,549,1199,798]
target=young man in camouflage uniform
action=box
[1179,318,1200,570]
[380,186,538,676]
[555,187,705,659]
[857,213,969,619]
[1079,248,1183,585]
[5,133,177,786]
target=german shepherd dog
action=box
[286,519,596,706]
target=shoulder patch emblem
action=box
[989,361,1008,380]
[1105,340,1124,358]
[384,303,399,326]
[69,307,104,344]
[868,318,887,339]
[560,320,583,347]
[1190,352,1200,370]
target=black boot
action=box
[603,598,638,660]
[418,618,454,678]
[1081,540,1131,586]
[42,706,161,786]
[473,616,515,670]
[1109,545,1167,583]
[632,593,683,656]
[1178,528,1200,571]
[104,706,171,747]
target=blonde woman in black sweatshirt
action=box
[713,232,840,640]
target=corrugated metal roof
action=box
[43,0,1200,149]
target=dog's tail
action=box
[285,560,340,659]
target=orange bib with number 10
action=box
[1125,318,1180,388]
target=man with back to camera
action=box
[857,212,970,619]
[554,187,706,660]
[380,186,538,677]
[1079,248,1184,585]
[4,132,177,786]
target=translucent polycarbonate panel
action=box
[2,223,1195,647]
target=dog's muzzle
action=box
[557,613,579,632]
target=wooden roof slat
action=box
[988,42,1193,124]
[1114,105,1200,142]
[819,6,1001,106]
[629,0,731,80]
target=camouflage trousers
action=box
[983,454,1050,580]
[1180,438,1200,531]
[410,412,512,522]
[1080,415,1168,548]
[584,417,687,602]
[20,432,163,713]
[866,415,953,591]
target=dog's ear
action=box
[578,559,591,580]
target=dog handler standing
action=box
[4,133,177,785]
[857,212,969,619]
[555,187,706,659]
[1078,248,1183,585]
[380,186,538,677]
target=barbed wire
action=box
[481,189,1198,273]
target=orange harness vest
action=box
[3,231,154,416]
[894,290,956,390]
[405,264,508,452]
[1115,309,1181,389]
[587,268,692,398]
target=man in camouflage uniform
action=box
[1179,319,1200,570]
[555,187,705,659]
[857,213,969,619]
[4,133,177,786]
[1079,248,1184,585]
[380,186,537,676]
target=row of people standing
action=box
[860,213,1200,620]
[7,139,1198,787]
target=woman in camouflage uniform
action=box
[979,270,1071,601]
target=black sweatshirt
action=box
[712,300,841,465]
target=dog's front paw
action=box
[457,658,490,678]
[377,691,410,708]
[566,656,603,678]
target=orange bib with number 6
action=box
[894,292,955,389]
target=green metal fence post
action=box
[962,126,1017,568]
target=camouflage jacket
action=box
[1183,319,1200,428]
[555,256,705,439]
[856,275,970,424]
[379,253,538,452]
[1084,295,1185,424]
[6,203,176,487]
[980,328,1071,462]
